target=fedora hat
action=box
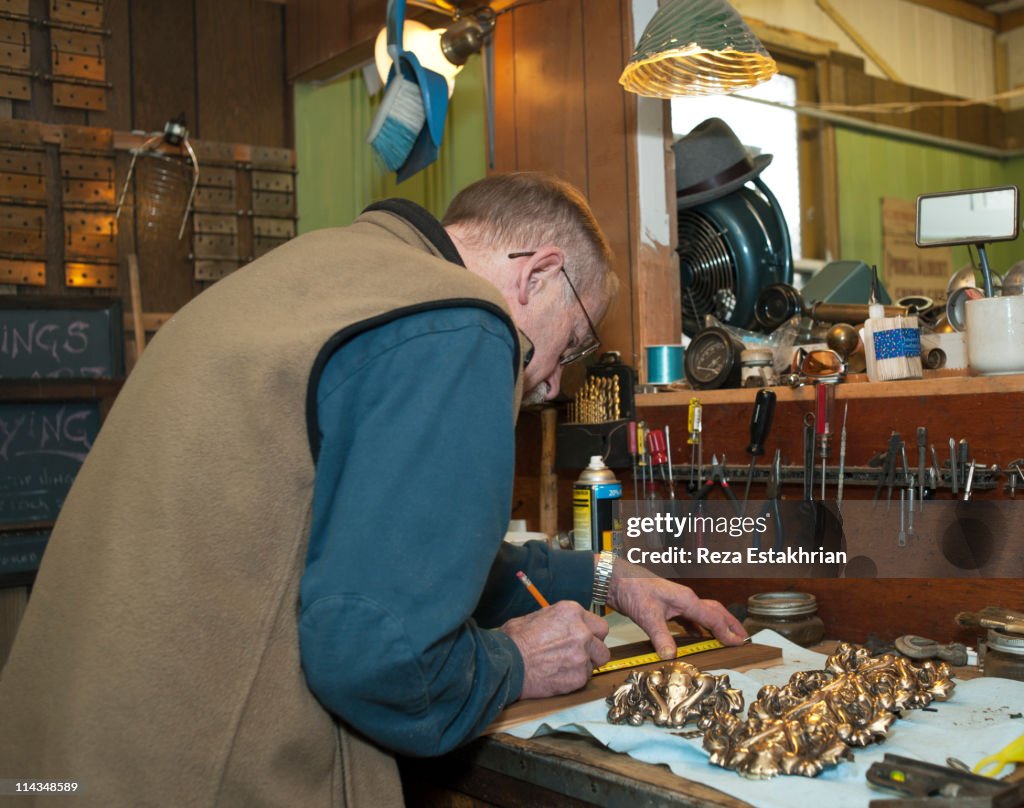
[673,117,772,209]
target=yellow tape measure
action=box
[593,638,724,675]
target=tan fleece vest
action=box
[0,209,525,807]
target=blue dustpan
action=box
[384,0,449,180]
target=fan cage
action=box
[677,209,736,334]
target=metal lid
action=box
[576,456,617,485]
[747,591,818,617]
[740,348,773,365]
[987,628,1024,656]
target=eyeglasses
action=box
[508,251,601,366]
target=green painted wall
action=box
[836,129,1024,280]
[293,60,487,234]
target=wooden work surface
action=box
[401,643,1018,807]
[485,641,781,734]
[404,642,783,807]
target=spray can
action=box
[572,455,622,553]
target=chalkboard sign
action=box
[0,400,101,526]
[0,529,49,587]
[0,297,124,379]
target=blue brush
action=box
[367,0,425,171]
[367,68,426,171]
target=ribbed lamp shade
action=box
[620,0,777,98]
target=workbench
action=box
[400,636,1024,807]
[401,731,751,807]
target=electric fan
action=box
[677,176,793,336]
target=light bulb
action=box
[374,21,461,98]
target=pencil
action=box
[516,570,550,608]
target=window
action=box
[670,53,833,270]
[671,73,804,259]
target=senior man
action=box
[0,172,746,806]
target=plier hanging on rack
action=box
[694,455,741,516]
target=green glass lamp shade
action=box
[620,0,777,98]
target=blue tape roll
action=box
[646,345,685,385]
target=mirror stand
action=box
[975,242,996,298]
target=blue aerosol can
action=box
[572,456,622,553]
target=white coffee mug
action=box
[965,295,1024,375]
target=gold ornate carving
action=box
[606,661,744,729]
[605,643,956,779]
[705,643,956,778]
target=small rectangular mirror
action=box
[915,185,1019,247]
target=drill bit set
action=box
[566,375,620,424]
[555,353,637,471]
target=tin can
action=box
[572,455,622,553]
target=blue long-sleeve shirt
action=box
[299,306,594,757]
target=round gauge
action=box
[684,327,743,389]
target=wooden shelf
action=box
[636,371,1024,407]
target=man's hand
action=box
[499,601,611,699]
[606,559,747,659]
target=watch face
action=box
[685,329,737,389]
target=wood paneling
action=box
[507,1,588,185]
[87,0,132,132]
[825,62,1012,150]
[733,0,998,102]
[583,0,638,361]
[195,1,286,147]
[491,0,637,366]
[286,0,439,81]
[130,2,198,136]
[1,0,287,311]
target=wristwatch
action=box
[590,550,616,610]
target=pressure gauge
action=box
[684,327,745,389]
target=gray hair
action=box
[442,172,619,311]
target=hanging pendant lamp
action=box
[620,0,777,98]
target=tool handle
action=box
[745,388,776,457]
[814,383,833,437]
[645,428,667,465]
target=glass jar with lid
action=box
[983,629,1024,682]
[743,592,825,647]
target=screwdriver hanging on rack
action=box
[645,428,669,498]
[815,381,837,501]
[636,421,647,502]
[837,403,849,512]
[916,427,927,512]
[743,389,776,507]
[628,420,638,502]
[664,425,676,499]
[687,398,703,492]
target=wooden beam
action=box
[901,0,998,29]
[743,15,839,58]
[999,8,1024,32]
[815,0,902,82]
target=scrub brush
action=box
[367,73,425,171]
[367,0,425,171]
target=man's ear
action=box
[515,246,564,306]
